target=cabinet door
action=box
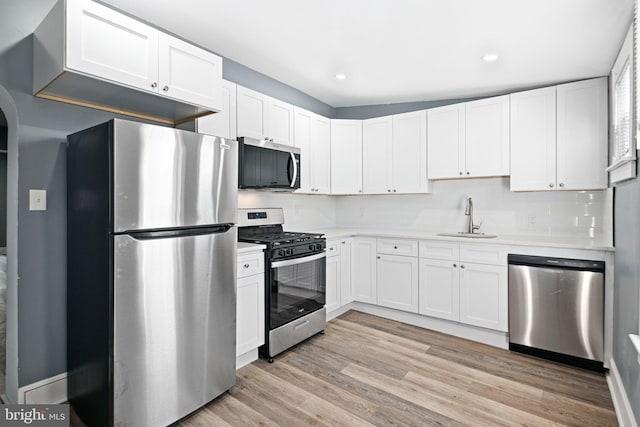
[331,120,363,194]
[419,258,459,321]
[459,263,507,331]
[377,254,419,313]
[392,110,429,193]
[267,98,294,145]
[325,254,341,314]
[196,79,237,139]
[362,116,392,194]
[340,239,354,305]
[354,238,377,304]
[510,87,557,191]
[66,0,159,92]
[311,115,332,194]
[465,95,510,177]
[556,77,608,190]
[237,86,268,140]
[236,273,265,356]
[293,107,313,193]
[158,32,222,110]
[427,104,465,179]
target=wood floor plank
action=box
[175,310,617,427]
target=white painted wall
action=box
[335,178,612,242]
[238,191,337,230]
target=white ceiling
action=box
[0,0,634,108]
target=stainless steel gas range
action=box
[238,208,326,362]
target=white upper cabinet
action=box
[556,78,608,190]
[236,86,268,140]
[464,96,510,177]
[392,110,429,193]
[427,104,465,179]
[295,108,331,194]
[511,77,607,191]
[427,96,509,179]
[331,120,363,194]
[362,116,393,194]
[510,86,557,191]
[66,0,159,92]
[237,85,294,145]
[266,98,295,145]
[34,0,222,124]
[311,114,332,194]
[157,32,223,110]
[196,79,237,139]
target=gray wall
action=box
[0,36,133,386]
[0,125,6,247]
[613,178,640,420]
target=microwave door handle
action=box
[271,252,325,268]
[289,152,298,188]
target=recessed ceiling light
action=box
[482,54,499,62]
[335,73,347,80]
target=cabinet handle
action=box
[460,265,465,269]
[341,241,345,244]
[549,183,554,188]
[387,189,391,192]
[329,248,334,251]
[559,183,565,188]
[453,263,457,267]
[243,263,250,268]
[459,172,463,176]
[163,85,169,91]
[151,82,157,88]
[359,189,362,193]
[393,189,396,192]
[394,245,398,249]
[377,256,381,259]
[466,171,470,175]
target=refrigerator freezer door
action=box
[113,228,237,427]
[113,119,238,232]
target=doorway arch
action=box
[0,84,19,404]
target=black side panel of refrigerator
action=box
[67,121,113,427]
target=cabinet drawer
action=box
[419,240,459,261]
[460,244,507,266]
[237,251,264,278]
[326,240,341,257]
[377,238,418,257]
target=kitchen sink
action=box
[437,232,497,239]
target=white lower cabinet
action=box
[354,238,377,304]
[459,263,508,331]
[325,238,354,314]
[236,249,265,359]
[418,240,508,332]
[419,258,460,321]
[377,254,419,313]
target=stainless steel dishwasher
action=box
[508,254,605,371]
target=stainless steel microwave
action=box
[237,137,301,190]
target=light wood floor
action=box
[178,310,617,427]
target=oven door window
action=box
[270,255,326,329]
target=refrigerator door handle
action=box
[126,224,234,240]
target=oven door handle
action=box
[271,252,326,268]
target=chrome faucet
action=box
[464,197,482,234]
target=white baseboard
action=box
[17,372,67,404]
[327,303,354,321]
[350,302,509,349]
[607,357,639,427]
[236,348,259,370]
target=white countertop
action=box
[307,228,614,252]
[237,242,266,253]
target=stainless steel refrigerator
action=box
[67,119,238,427]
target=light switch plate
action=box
[29,189,47,211]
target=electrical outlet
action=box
[29,189,47,211]
[527,215,536,227]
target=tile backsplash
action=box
[237,178,613,244]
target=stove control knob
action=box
[309,244,315,250]
[286,248,293,256]
[316,243,323,251]
[277,249,285,256]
